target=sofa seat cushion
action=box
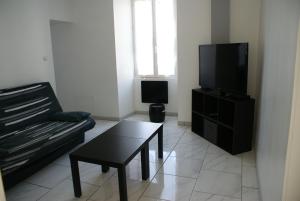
[0,118,95,174]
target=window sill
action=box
[135,75,177,80]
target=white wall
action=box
[256,0,300,200]
[0,0,71,91]
[230,0,262,99]
[282,20,300,201]
[211,0,230,44]
[51,0,120,118]
[47,0,72,22]
[177,0,211,123]
[134,78,178,114]
[230,0,262,149]
[113,0,135,118]
[51,0,136,119]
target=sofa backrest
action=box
[0,82,62,134]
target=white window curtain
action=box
[133,0,177,77]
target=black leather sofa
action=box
[0,82,95,188]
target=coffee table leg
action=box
[118,166,128,201]
[141,143,150,180]
[102,165,110,173]
[158,126,163,159]
[70,158,82,197]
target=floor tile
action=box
[149,135,180,150]
[195,170,241,198]
[125,115,149,122]
[242,166,259,188]
[124,159,162,181]
[242,151,256,167]
[202,153,241,175]
[6,182,49,201]
[149,148,171,163]
[206,144,229,155]
[54,154,71,167]
[190,191,241,201]
[89,176,149,201]
[178,131,210,147]
[85,120,117,141]
[76,163,116,186]
[151,126,185,144]
[26,164,71,188]
[163,127,186,137]
[159,157,203,178]
[38,180,98,201]
[134,146,171,164]
[54,153,89,167]
[54,153,107,171]
[242,187,261,201]
[170,142,208,160]
[138,197,169,201]
[143,174,196,201]
[163,120,186,132]
[163,116,180,124]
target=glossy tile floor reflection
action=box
[6,115,261,201]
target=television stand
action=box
[149,104,165,123]
[222,93,250,100]
[201,89,250,100]
[192,88,255,155]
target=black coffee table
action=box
[69,120,163,201]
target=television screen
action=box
[199,43,248,95]
[141,81,168,104]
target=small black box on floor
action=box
[149,104,165,123]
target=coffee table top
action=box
[70,120,163,167]
[106,120,162,139]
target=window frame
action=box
[132,0,177,78]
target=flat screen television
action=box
[141,81,168,104]
[199,43,248,95]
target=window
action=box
[133,0,177,77]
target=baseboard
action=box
[92,111,178,121]
[120,112,136,119]
[165,112,178,116]
[134,111,148,115]
[178,121,191,126]
[92,116,121,121]
[92,112,135,122]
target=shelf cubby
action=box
[192,90,204,114]
[192,112,204,136]
[203,95,219,120]
[203,119,218,144]
[219,100,235,127]
[218,126,234,153]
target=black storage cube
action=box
[203,120,218,144]
[192,88,255,155]
[192,112,204,136]
[149,104,165,123]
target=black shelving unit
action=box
[192,88,255,155]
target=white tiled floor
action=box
[5,115,261,201]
